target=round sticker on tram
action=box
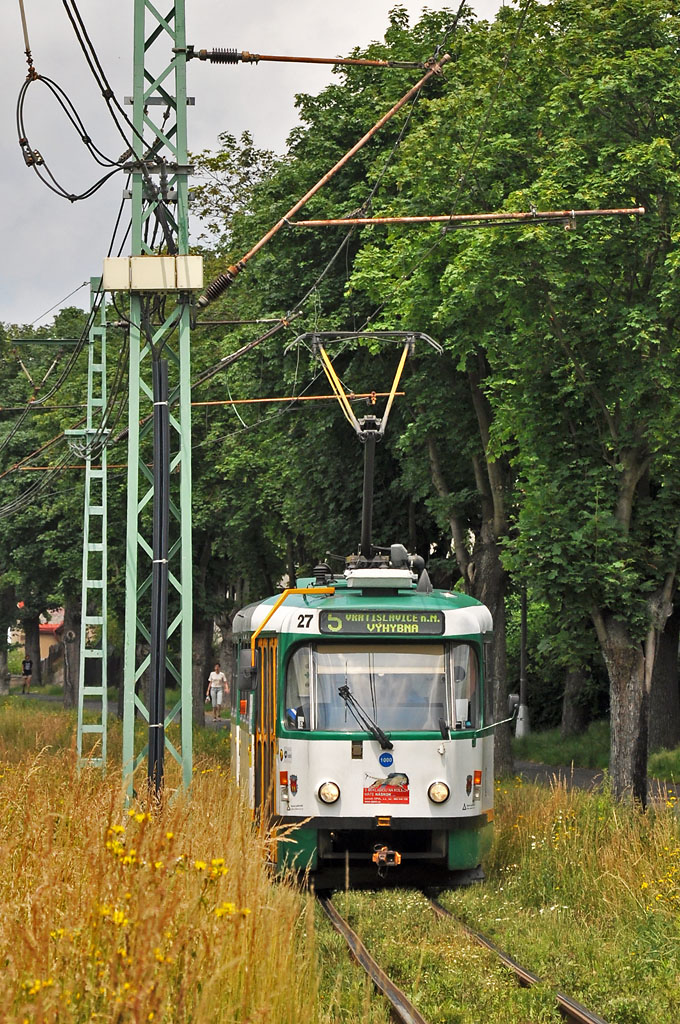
[379,752,394,768]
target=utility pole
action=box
[515,585,530,738]
[120,0,194,798]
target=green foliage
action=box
[512,719,611,771]
[3,1,680,746]
[446,777,680,1024]
[648,745,680,782]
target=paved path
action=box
[515,760,676,800]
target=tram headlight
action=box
[428,781,450,804]
[318,781,341,804]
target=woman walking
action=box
[206,662,227,722]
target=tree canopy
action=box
[2,0,680,798]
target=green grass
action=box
[648,746,680,782]
[332,889,562,1024]
[320,772,680,1024]
[441,776,680,1024]
[512,719,680,781]
[512,719,611,770]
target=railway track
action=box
[427,897,609,1024]
[318,892,609,1024]
[318,895,428,1024]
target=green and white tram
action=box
[231,547,501,887]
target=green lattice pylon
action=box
[122,0,193,798]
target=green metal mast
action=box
[74,277,108,767]
[122,0,193,797]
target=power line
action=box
[60,0,140,153]
[16,74,124,201]
[358,0,537,331]
[197,53,452,308]
[28,282,89,327]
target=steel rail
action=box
[428,898,610,1024]
[318,896,430,1024]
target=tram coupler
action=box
[372,846,402,868]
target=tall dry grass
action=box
[0,705,325,1023]
[489,774,680,918]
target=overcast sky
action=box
[1,1,504,327]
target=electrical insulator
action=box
[196,268,238,307]
[208,48,240,64]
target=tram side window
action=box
[285,646,312,730]
[450,644,480,729]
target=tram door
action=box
[254,638,277,821]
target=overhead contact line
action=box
[289,207,646,230]
[184,46,425,70]
[196,53,452,309]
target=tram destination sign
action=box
[319,610,445,636]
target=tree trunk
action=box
[62,597,81,709]
[192,614,214,727]
[592,611,648,805]
[0,640,9,697]
[286,533,297,588]
[23,615,42,686]
[648,604,680,752]
[561,666,589,739]
[469,527,512,776]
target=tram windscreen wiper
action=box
[338,684,393,750]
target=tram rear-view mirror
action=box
[508,692,520,717]
[238,648,258,691]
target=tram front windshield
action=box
[285,642,480,732]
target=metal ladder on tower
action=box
[74,278,108,767]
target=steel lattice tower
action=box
[122,0,193,797]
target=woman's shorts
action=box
[210,687,224,708]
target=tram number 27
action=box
[297,614,313,628]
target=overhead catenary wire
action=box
[16,74,124,201]
[3,8,469,511]
[197,52,452,308]
[289,207,646,229]
[28,281,89,327]
[60,0,141,154]
[188,47,426,70]
[190,49,437,391]
[190,6,470,393]
[188,0,526,443]
[357,0,538,332]
[0,197,130,467]
[0,159,132,474]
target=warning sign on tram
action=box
[319,610,444,635]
